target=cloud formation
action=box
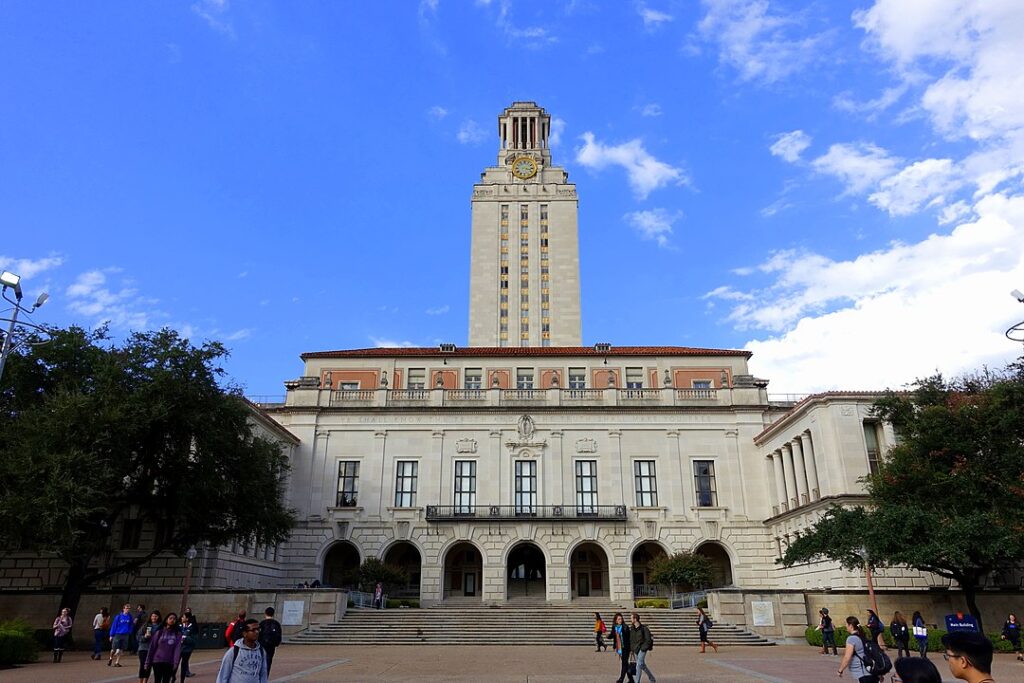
[638,4,673,29]
[457,119,487,145]
[0,255,64,280]
[811,142,901,195]
[192,0,234,38]
[65,269,158,330]
[624,209,682,248]
[769,130,812,163]
[575,132,688,199]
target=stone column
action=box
[782,444,799,510]
[790,439,809,506]
[771,452,787,514]
[800,432,820,500]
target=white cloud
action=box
[639,103,663,117]
[0,255,64,280]
[708,193,1024,392]
[575,132,688,199]
[868,158,962,216]
[65,269,157,330]
[832,84,908,118]
[638,5,673,29]
[549,117,566,147]
[191,0,235,38]
[425,305,450,315]
[224,328,252,341]
[371,337,417,348]
[938,200,972,225]
[427,105,448,121]
[624,209,682,248]
[769,130,811,163]
[697,0,827,84]
[811,142,902,195]
[456,119,487,145]
[493,0,558,48]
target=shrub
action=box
[385,599,421,609]
[0,620,39,665]
[634,598,669,609]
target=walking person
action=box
[92,606,110,660]
[258,607,283,675]
[894,657,942,683]
[179,612,197,680]
[696,607,719,653]
[130,604,147,654]
[837,616,879,683]
[216,618,268,683]
[146,613,183,683]
[611,612,635,683]
[110,603,135,667]
[1001,613,1022,662]
[225,610,247,647]
[891,611,912,659]
[594,612,608,652]
[866,609,885,649]
[941,631,996,682]
[629,612,656,683]
[136,610,162,682]
[817,607,839,656]
[52,607,73,663]
[912,611,929,658]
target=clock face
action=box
[512,157,538,179]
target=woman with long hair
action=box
[145,613,183,683]
[136,610,162,683]
[610,612,634,683]
[1002,612,1022,661]
[696,607,718,653]
[865,609,884,648]
[51,607,73,663]
[593,611,608,652]
[92,606,110,660]
[837,616,878,683]
[890,610,910,658]
[910,611,928,658]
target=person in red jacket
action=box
[225,611,247,647]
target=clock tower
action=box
[468,101,582,347]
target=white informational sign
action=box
[751,600,775,627]
[281,600,304,626]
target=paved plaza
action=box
[2,645,1020,682]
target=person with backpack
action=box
[912,611,929,658]
[51,607,73,663]
[593,612,608,652]
[611,613,635,683]
[216,618,268,683]
[817,607,838,656]
[225,611,247,647]
[179,612,197,681]
[838,615,891,682]
[258,607,283,675]
[866,609,885,648]
[696,607,718,653]
[629,612,656,683]
[891,611,911,659]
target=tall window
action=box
[634,460,658,507]
[337,461,359,507]
[568,368,586,389]
[625,367,644,389]
[407,368,425,390]
[693,460,718,507]
[454,460,476,514]
[516,368,534,389]
[394,461,418,507]
[575,460,598,514]
[464,368,482,390]
[863,422,882,475]
[514,460,537,514]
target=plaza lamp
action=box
[1008,289,1024,343]
[0,270,50,381]
[180,545,199,615]
[853,546,880,618]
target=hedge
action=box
[804,626,1016,653]
[0,620,39,666]
[386,599,420,608]
[634,598,669,609]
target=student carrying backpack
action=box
[838,616,892,681]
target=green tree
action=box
[649,552,713,593]
[356,557,408,593]
[0,326,295,617]
[781,359,1024,631]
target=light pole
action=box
[180,546,198,615]
[1008,289,1024,343]
[854,546,879,617]
[0,270,50,381]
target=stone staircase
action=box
[290,605,774,646]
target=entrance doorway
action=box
[321,541,360,589]
[569,542,608,599]
[695,541,734,587]
[631,542,668,597]
[443,542,482,600]
[506,542,546,600]
[383,541,422,599]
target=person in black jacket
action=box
[629,613,656,683]
[258,607,283,674]
[611,612,634,683]
[891,611,911,659]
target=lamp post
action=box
[1008,289,1024,343]
[854,546,879,617]
[0,270,50,381]
[180,546,198,615]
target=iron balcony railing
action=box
[425,504,627,521]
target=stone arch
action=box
[568,540,609,599]
[505,540,547,601]
[321,540,362,589]
[630,541,670,597]
[382,540,423,599]
[442,540,484,601]
[693,540,735,588]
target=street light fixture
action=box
[1008,288,1024,342]
[852,546,880,618]
[0,270,50,381]
[180,545,198,615]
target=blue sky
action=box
[2,0,1023,395]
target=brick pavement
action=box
[3,645,1019,682]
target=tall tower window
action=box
[499,204,510,346]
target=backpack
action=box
[259,619,282,648]
[704,616,713,629]
[857,636,893,675]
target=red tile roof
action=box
[301,345,753,360]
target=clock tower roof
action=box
[497,101,552,165]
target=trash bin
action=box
[196,623,226,650]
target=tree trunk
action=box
[59,559,89,619]
[962,578,983,632]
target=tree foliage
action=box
[781,358,1024,629]
[0,326,296,615]
[355,557,408,593]
[649,552,713,592]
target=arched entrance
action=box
[631,542,668,598]
[443,542,482,600]
[383,541,422,599]
[569,542,608,599]
[321,541,360,588]
[507,542,546,600]
[695,541,734,587]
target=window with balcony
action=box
[407,368,425,390]
[693,379,712,389]
[454,460,476,513]
[394,460,417,507]
[516,368,534,389]
[339,381,359,390]
[863,421,883,475]
[693,460,718,507]
[515,460,537,514]
[634,460,658,507]
[625,367,644,389]
[464,369,482,390]
[337,461,359,507]
[568,368,586,389]
[575,460,598,514]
